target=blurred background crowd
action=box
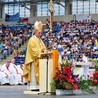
[0,19,98,85]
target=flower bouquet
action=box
[50,61,78,95]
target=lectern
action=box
[24,52,53,94]
[39,58,53,93]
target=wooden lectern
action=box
[24,52,53,95]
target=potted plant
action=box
[50,61,79,95]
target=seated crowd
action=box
[0,20,98,62]
[0,23,32,61]
[0,19,98,85]
[42,19,98,61]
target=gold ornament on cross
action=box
[48,0,54,33]
[48,0,54,13]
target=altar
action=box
[73,61,92,80]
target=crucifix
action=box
[48,0,54,33]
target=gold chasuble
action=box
[23,35,46,83]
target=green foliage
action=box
[93,60,98,71]
[78,77,95,94]
[93,60,98,66]
[59,60,70,67]
[50,80,56,90]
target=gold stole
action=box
[34,59,39,84]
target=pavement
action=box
[0,85,98,98]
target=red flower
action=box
[72,83,78,90]
[51,61,79,90]
[59,82,63,85]
[93,79,98,85]
[54,76,59,81]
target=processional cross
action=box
[48,0,54,33]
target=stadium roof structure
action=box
[0,0,98,7]
[0,0,70,9]
[0,0,97,5]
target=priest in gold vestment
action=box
[23,21,46,91]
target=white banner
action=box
[75,14,92,22]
